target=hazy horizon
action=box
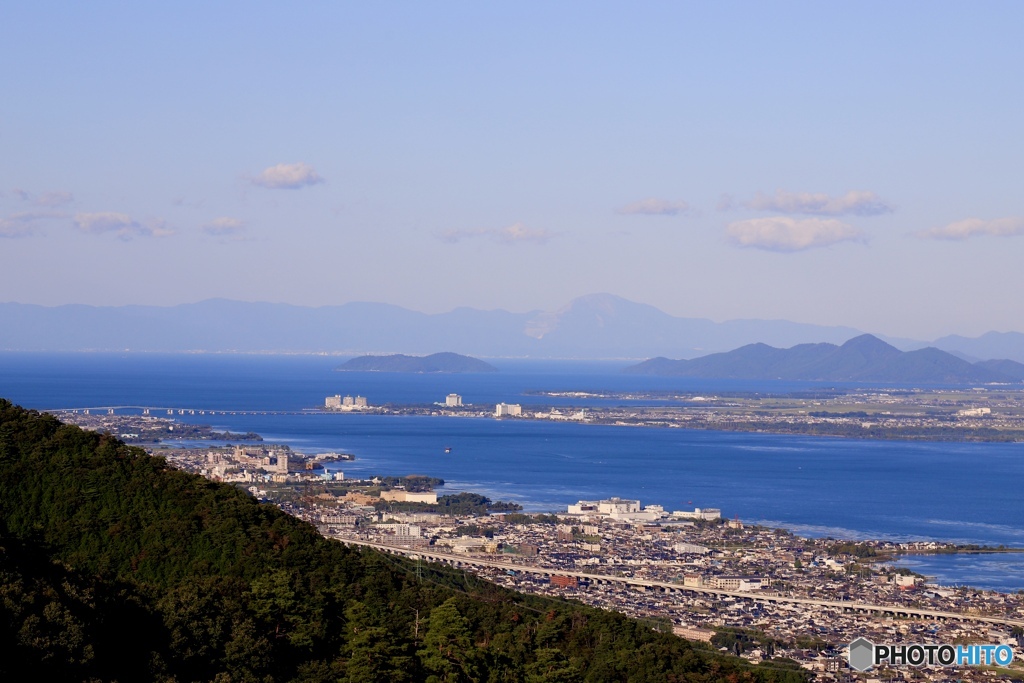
[3,3,1023,339]
[4,293,1022,345]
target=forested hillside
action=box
[0,399,807,682]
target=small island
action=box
[336,352,498,374]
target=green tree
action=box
[417,598,480,683]
[525,648,582,683]
[342,602,414,683]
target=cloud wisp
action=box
[716,194,736,211]
[440,222,552,245]
[916,217,1024,241]
[8,188,75,207]
[74,212,174,240]
[726,217,864,252]
[744,190,893,217]
[202,217,246,236]
[35,191,74,207]
[251,162,324,189]
[0,211,64,238]
[616,198,691,216]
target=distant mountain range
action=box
[927,331,1024,364]
[337,352,497,373]
[625,334,1024,384]
[2,294,1024,362]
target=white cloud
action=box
[745,189,893,216]
[916,216,1024,241]
[202,217,246,236]
[74,212,174,240]
[0,211,61,238]
[616,198,691,216]
[726,217,864,252]
[440,222,551,245]
[251,162,324,189]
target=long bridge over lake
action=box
[335,538,1024,629]
[43,405,321,417]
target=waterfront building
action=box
[598,498,640,515]
[445,393,463,407]
[672,507,722,521]
[566,497,668,522]
[379,490,438,504]
[567,500,599,515]
[325,395,369,411]
[495,403,522,417]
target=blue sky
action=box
[1,2,1022,339]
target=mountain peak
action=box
[524,294,676,341]
[840,333,901,355]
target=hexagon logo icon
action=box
[848,637,875,672]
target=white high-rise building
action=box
[495,403,522,417]
[445,393,463,407]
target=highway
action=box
[334,537,1024,629]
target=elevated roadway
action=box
[335,537,1024,629]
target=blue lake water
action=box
[2,352,1023,591]
[890,554,1024,593]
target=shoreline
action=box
[310,405,1024,443]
